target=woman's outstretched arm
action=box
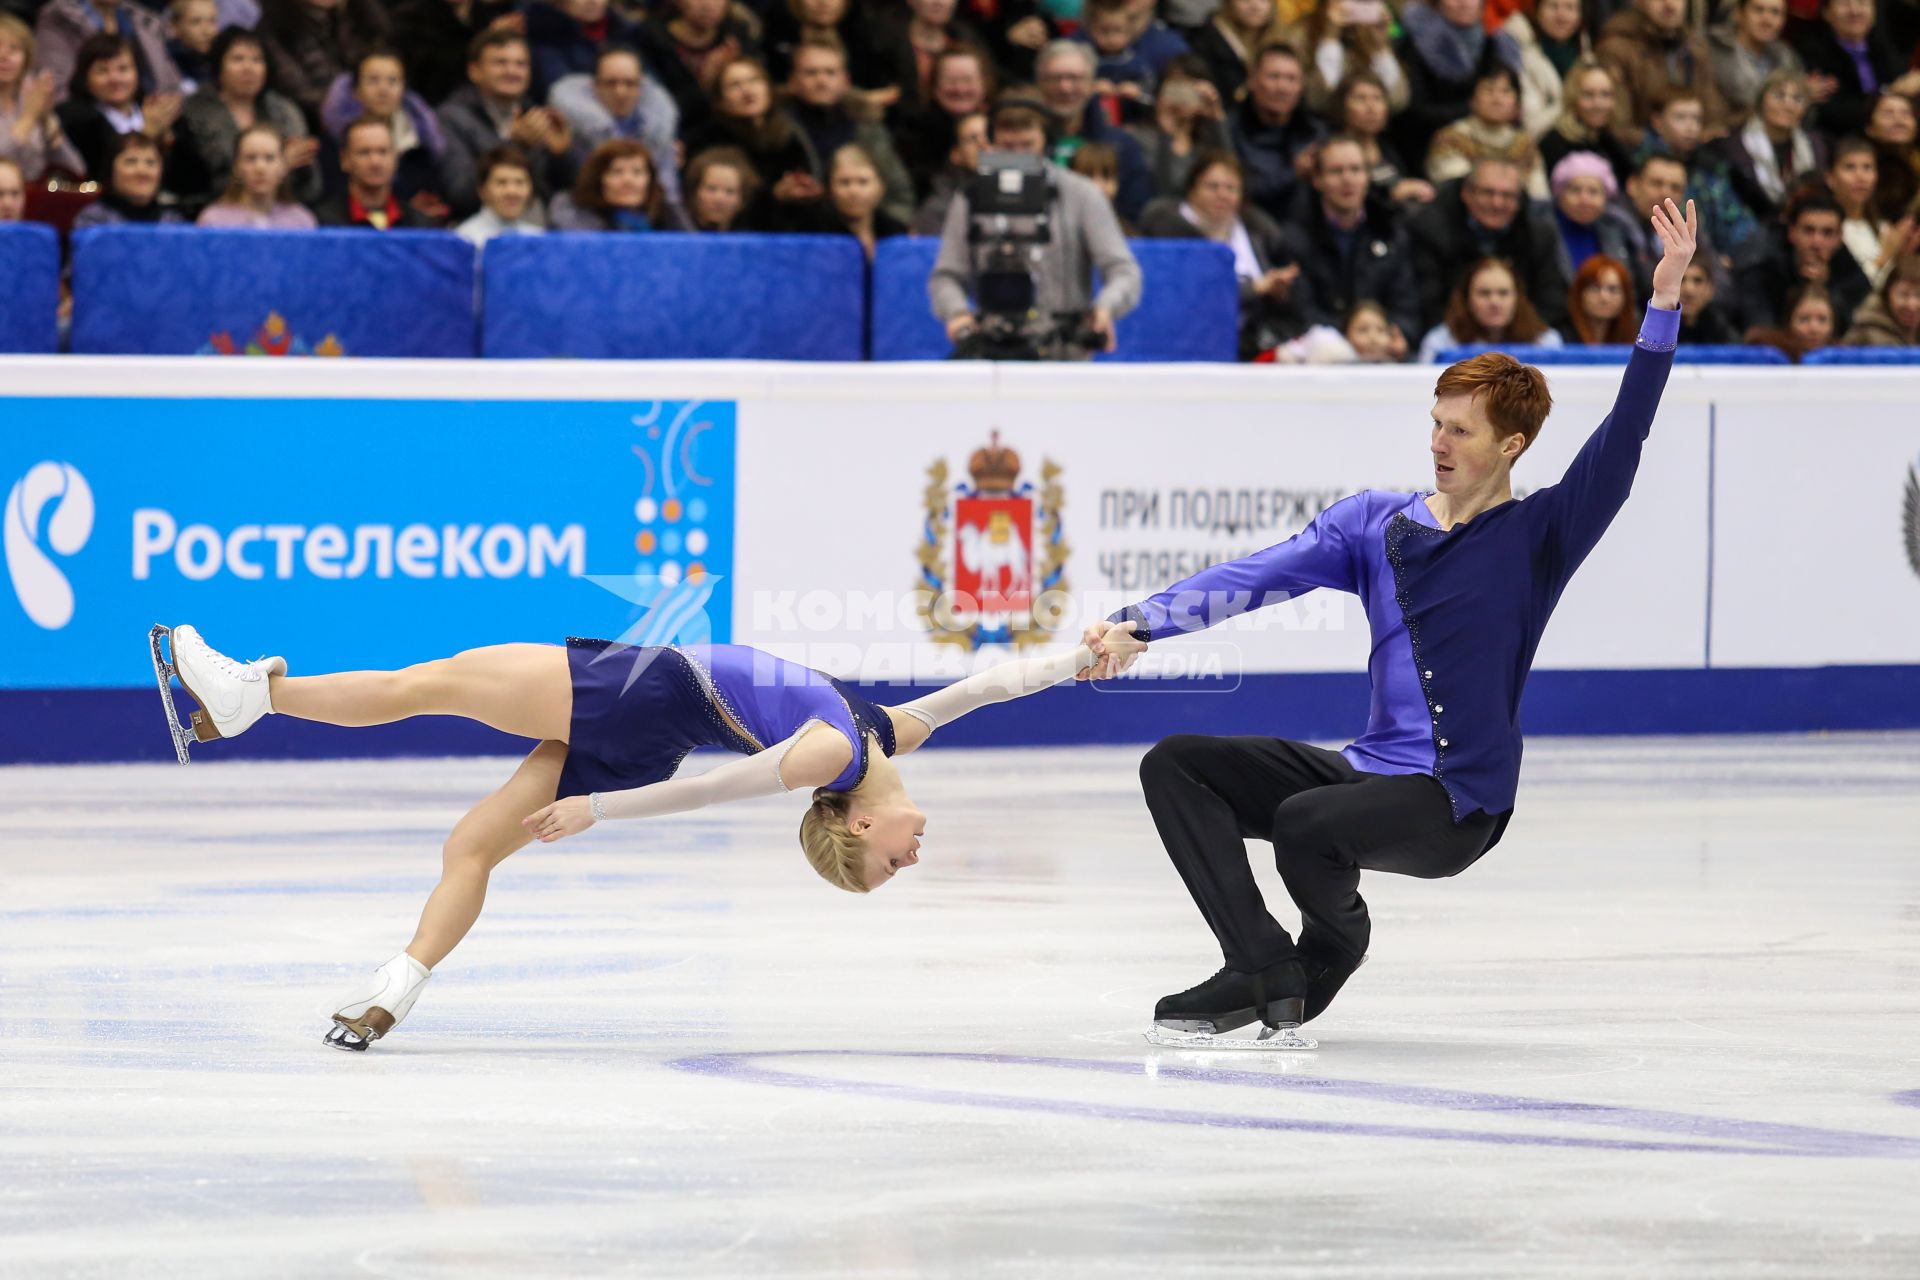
[889,644,1095,752]
[522,725,850,842]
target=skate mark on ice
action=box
[0,906,196,919]
[667,1051,1920,1159]
[173,870,682,896]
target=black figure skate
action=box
[1144,958,1317,1051]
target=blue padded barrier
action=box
[482,232,864,359]
[70,226,478,357]
[871,236,1238,362]
[1675,344,1791,364]
[1100,240,1237,362]
[871,237,946,360]
[1439,343,1791,365]
[1438,344,1631,364]
[1801,345,1920,364]
[0,223,61,354]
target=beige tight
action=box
[405,741,568,967]
[268,644,575,969]
[269,643,572,742]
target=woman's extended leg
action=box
[327,742,569,1049]
[270,644,573,743]
[404,739,568,969]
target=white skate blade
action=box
[1144,1024,1319,1051]
[148,624,195,767]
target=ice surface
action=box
[3,735,1919,1278]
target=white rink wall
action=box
[1,357,1915,761]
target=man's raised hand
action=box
[1648,197,1697,310]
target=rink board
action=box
[0,358,1914,762]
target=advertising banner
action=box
[1,397,737,688]
[730,377,1712,678]
[2,357,1913,761]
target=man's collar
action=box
[348,188,399,222]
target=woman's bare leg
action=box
[269,643,572,743]
[405,741,568,969]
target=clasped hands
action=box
[1076,618,1144,681]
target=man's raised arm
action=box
[1543,198,1696,577]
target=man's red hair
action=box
[1432,353,1553,454]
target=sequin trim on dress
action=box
[669,646,765,755]
[772,718,830,793]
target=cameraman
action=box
[929,97,1143,359]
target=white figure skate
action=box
[149,624,285,764]
[325,952,432,1051]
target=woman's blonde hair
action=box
[1555,56,1616,140]
[1213,0,1287,58]
[0,14,36,78]
[798,787,869,893]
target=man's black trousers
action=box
[1139,734,1504,970]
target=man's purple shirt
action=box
[1113,305,1681,823]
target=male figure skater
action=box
[1085,200,1699,1042]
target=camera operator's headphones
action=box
[988,91,1062,148]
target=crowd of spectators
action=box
[5,0,1920,360]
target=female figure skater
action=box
[1084,198,1698,1048]
[155,628,1091,1049]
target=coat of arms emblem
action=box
[916,431,1069,648]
